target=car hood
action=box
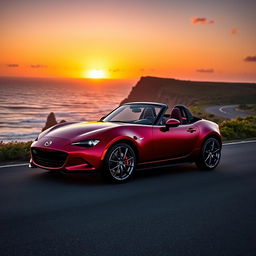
[40,121,120,142]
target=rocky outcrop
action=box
[42,112,66,131]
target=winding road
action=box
[0,141,256,256]
[205,104,255,119]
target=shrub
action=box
[220,116,256,140]
[0,141,32,163]
[238,104,256,112]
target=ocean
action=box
[0,77,133,142]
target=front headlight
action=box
[71,139,100,147]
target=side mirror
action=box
[165,118,181,127]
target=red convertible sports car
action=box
[30,102,222,182]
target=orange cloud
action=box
[108,68,121,73]
[191,17,215,25]
[231,28,238,35]
[196,68,214,73]
[7,64,19,68]
[30,64,47,68]
[244,55,256,62]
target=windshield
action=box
[103,104,162,125]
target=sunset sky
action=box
[1,0,256,82]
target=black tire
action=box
[101,143,136,183]
[196,137,221,170]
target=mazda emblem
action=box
[44,140,52,146]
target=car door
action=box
[151,123,199,161]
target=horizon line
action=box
[0,75,255,84]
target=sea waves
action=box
[0,77,132,141]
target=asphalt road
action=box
[1,142,256,256]
[204,104,254,119]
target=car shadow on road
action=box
[32,163,202,186]
[135,163,199,180]
[33,170,106,186]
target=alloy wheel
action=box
[108,145,135,181]
[203,139,221,168]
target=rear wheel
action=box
[196,137,221,170]
[102,143,136,183]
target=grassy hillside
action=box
[121,76,256,108]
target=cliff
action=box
[120,76,256,107]
[41,76,256,131]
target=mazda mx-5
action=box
[30,102,222,182]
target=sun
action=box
[86,69,106,79]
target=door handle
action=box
[187,128,196,133]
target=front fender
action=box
[101,136,139,161]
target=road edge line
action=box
[223,140,256,146]
[0,163,28,169]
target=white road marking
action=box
[0,140,255,169]
[0,163,28,169]
[219,106,227,113]
[223,140,256,146]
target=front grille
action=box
[32,148,68,168]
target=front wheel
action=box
[196,137,221,170]
[102,143,136,183]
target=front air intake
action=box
[32,148,68,168]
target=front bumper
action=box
[30,137,103,172]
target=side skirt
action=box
[136,158,194,171]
